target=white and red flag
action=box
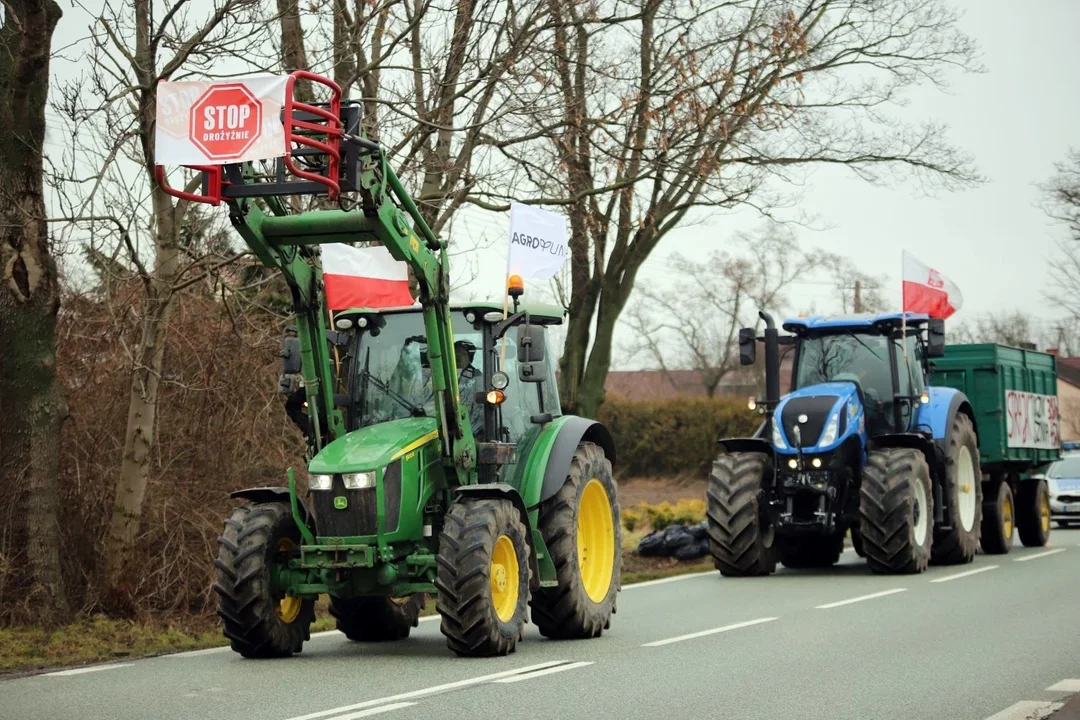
[902,250,963,319]
[321,243,413,311]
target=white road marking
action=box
[1047,679,1080,692]
[641,617,778,647]
[283,661,570,720]
[622,572,711,590]
[983,701,1063,720]
[42,663,131,677]
[815,588,907,609]
[492,661,594,683]
[930,565,999,583]
[326,703,417,720]
[1014,548,1067,562]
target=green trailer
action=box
[930,343,1060,553]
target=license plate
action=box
[1068,505,1080,513]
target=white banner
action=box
[1005,390,1060,449]
[155,75,290,166]
[506,202,568,281]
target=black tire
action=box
[706,452,776,577]
[851,528,866,558]
[931,413,983,565]
[1016,478,1052,547]
[435,497,530,657]
[530,441,621,640]
[859,448,933,574]
[213,502,315,658]
[980,476,1014,555]
[329,594,425,642]
[777,535,843,569]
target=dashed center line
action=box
[815,588,907,609]
[42,663,131,677]
[642,617,778,647]
[1014,548,1067,562]
[984,700,1063,720]
[1047,679,1080,692]
[493,661,594,683]
[930,565,999,583]
[325,703,417,720]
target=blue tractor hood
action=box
[772,382,864,454]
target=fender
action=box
[718,437,773,455]
[539,416,616,505]
[230,486,312,524]
[454,484,541,591]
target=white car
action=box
[1043,456,1080,528]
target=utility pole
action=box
[853,280,863,313]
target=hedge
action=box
[597,396,761,477]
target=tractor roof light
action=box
[508,274,524,299]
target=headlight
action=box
[819,412,840,446]
[342,471,376,490]
[310,474,333,490]
[772,421,787,449]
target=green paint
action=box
[308,417,438,473]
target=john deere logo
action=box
[333,496,348,510]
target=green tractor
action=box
[155,72,621,658]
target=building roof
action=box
[1058,356,1080,388]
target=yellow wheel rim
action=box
[1003,495,1013,538]
[490,535,519,623]
[577,479,615,604]
[274,538,302,624]
[1040,493,1051,534]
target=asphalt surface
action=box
[4,527,1078,720]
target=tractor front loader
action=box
[155,71,621,659]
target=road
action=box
[4,528,1079,720]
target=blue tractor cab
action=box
[706,310,982,576]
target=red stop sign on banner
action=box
[188,84,262,161]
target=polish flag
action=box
[321,243,414,311]
[902,250,963,319]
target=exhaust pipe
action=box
[759,310,780,409]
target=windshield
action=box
[1048,457,1080,478]
[350,311,484,430]
[795,332,893,401]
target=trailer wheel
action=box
[213,502,315,658]
[850,528,866,558]
[1016,478,1052,548]
[706,452,777,577]
[979,475,1014,554]
[529,441,621,640]
[777,535,843,569]
[329,594,425,642]
[859,448,933,574]
[931,413,982,565]
[435,497,531,657]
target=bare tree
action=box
[471,0,982,416]
[0,0,68,625]
[814,253,888,314]
[47,0,273,609]
[949,311,1045,350]
[624,224,805,396]
[1042,149,1080,321]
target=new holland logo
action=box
[333,496,348,510]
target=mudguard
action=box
[454,484,541,590]
[719,437,773,455]
[917,386,977,447]
[230,486,312,524]
[538,416,616,505]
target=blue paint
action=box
[772,382,868,456]
[782,312,930,332]
[914,386,964,442]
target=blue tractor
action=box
[707,311,982,575]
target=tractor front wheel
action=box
[213,501,315,658]
[329,594,425,642]
[435,498,530,657]
[706,451,777,577]
[530,441,621,640]
[859,448,933,574]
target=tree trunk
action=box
[576,277,631,418]
[0,0,69,626]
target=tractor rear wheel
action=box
[213,501,315,658]
[1016,478,1052,547]
[859,448,933,574]
[931,413,982,565]
[706,452,777,577]
[777,535,843,569]
[529,441,621,640]
[435,497,530,657]
[980,475,1014,554]
[329,594,425,642]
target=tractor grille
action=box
[311,460,403,537]
[781,395,839,447]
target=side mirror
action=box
[281,331,302,375]
[517,322,547,383]
[738,327,757,366]
[927,318,945,358]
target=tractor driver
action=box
[453,340,485,440]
